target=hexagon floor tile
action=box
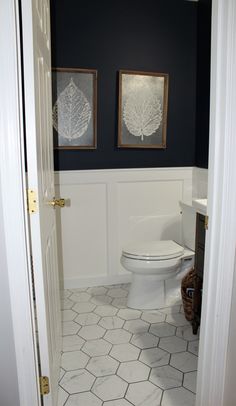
[112,297,127,308]
[117,308,141,320]
[104,328,131,344]
[59,283,197,406]
[82,339,112,357]
[92,375,128,401]
[78,325,106,340]
[62,290,72,299]
[131,332,159,349]
[117,360,150,383]
[98,316,124,330]
[124,318,150,334]
[150,322,176,338]
[64,392,102,406]
[75,312,100,326]
[58,386,68,406]
[59,368,66,380]
[61,298,73,310]
[73,302,96,314]
[60,369,95,394]
[69,292,91,303]
[90,295,113,305]
[94,305,118,317]
[110,342,140,362]
[150,365,183,390]
[183,370,197,393]
[159,305,181,315]
[141,310,166,324]
[62,321,80,336]
[61,351,89,371]
[159,336,187,353]
[107,287,128,298]
[166,313,190,327]
[139,347,170,368]
[86,355,119,377]
[103,400,132,406]
[176,325,199,341]
[170,351,198,372]
[161,387,195,406]
[62,335,85,352]
[188,340,199,356]
[126,381,163,406]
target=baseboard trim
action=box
[63,274,132,289]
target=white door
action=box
[21,1,61,405]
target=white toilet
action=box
[120,203,196,309]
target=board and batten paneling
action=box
[55,168,193,288]
[193,167,208,198]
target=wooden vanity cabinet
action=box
[192,213,206,335]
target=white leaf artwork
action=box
[52,78,91,141]
[123,92,162,141]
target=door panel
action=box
[21,0,61,405]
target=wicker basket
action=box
[181,268,196,321]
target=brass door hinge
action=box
[27,189,37,214]
[39,376,50,395]
[204,215,209,230]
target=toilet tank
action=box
[180,202,196,251]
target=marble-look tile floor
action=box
[58,284,199,406]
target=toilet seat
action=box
[122,240,184,261]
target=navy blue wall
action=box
[195,0,211,168]
[51,0,198,170]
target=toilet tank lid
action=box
[122,240,184,260]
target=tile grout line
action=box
[59,284,197,406]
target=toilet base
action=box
[127,273,182,309]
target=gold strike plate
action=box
[28,189,37,214]
[39,376,50,395]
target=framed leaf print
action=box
[52,68,97,149]
[118,70,169,148]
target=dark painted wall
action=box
[195,0,211,168]
[51,0,198,170]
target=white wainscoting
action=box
[193,167,208,198]
[55,168,193,289]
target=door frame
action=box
[1,0,236,405]
[196,0,236,404]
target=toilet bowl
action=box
[121,240,194,309]
[120,202,196,309]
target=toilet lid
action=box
[122,240,184,260]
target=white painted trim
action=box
[55,167,194,185]
[56,167,193,287]
[192,167,208,199]
[64,274,132,289]
[0,1,40,405]
[196,1,236,405]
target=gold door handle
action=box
[49,198,65,208]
